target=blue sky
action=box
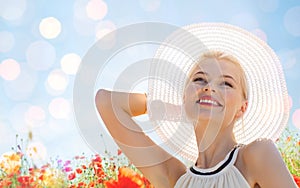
[0,0,299,162]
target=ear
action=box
[235,100,248,119]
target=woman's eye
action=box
[193,77,206,83]
[222,81,233,88]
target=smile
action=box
[196,97,222,107]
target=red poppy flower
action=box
[68,172,76,180]
[76,168,83,174]
[81,165,87,169]
[17,175,34,186]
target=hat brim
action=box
[147,22,289,162]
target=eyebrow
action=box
[223,75,238,83]
[194,71,206,75]
[194,71,238,83]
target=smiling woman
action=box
[95,22,298,187]
[175,51,250,187]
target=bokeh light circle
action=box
[25,105,46,128]
[73,0,98,36]
[39,17,62,39]
[0,59,21,81]
[47,69,69,91]
[86,0,108,21]
[284,6,300,37]
[48,98,71,119]
[292,109,300,129]
[3,65,37,101]
[277,48,300,70]
[26,142,47,161]
[251,28,268,42]
[60,53,81,75]
[0,0,27,21]
[95,20,116,39]
[0,31,15,53]
[26,40,56,71]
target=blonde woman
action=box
[95,23,297,187]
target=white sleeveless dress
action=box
[174,146,251,188]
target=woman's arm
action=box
[95,89,186,187]
[246,139,297,187]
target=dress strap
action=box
[229,144,242,165]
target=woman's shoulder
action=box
[239,138,282,175]
[237,139,282,186]
[241,138,278,160]
[238,140,297,187]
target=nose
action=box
[202,84,215,92]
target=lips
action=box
[196,96,222,107]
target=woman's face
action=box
[183,58,247,126]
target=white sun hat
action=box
[147,22,289,162]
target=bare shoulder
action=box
[240,138,297,187]
[242,138,283,171]
[242,138,277,158]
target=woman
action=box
[95,23,297,187]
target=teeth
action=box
[199,99,218,105]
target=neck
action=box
[194,120,237,168]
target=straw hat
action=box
[147,22,289,162]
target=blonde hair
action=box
[187,51,248,100]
